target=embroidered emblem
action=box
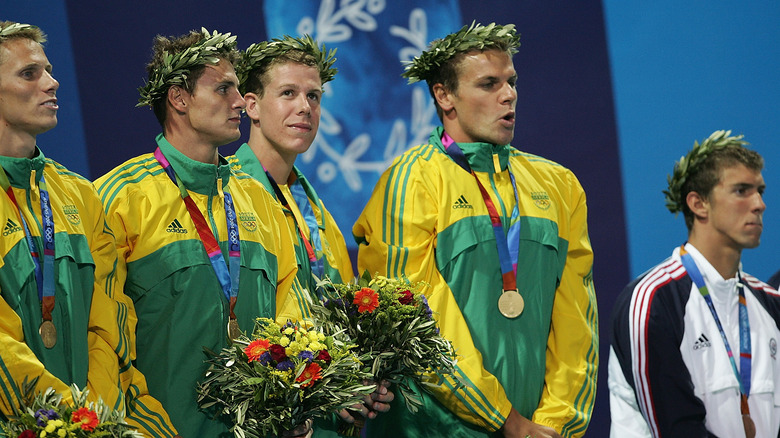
[2,218,22,236]
[239,212,257,232]
[166,219,188,234]
[63,204,81,226]
[531,191,551,210]
[693,333,711,350]
[771,338,777,360]
[453,195,473,209]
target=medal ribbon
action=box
[441,132,521,291]
[264,171,322,277]
[679,244,752,414]
[154,148,240,319]
[289,181,324,278]
[0,167,56,323]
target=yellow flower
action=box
[308,332,320,342]
[45,422,56,433]
[57,430,66,438]
[317,332,326,341]
[284,327,294,335]
[280,336,290,347]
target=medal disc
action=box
[39,320,57,349]
[228,319,241,340]
[498,290,524,318]
[742,414,756,438]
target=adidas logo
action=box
[166,219,188,234]
[453,195,473,209]
[2,218,22,236]
[693,333,711,350]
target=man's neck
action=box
[163,128,220,165]
[687,231,741,279]
[247,136,294,184]
[0,129,37,159]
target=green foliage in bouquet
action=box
[197,318,375,438]
[312,271,458,414]
[1,378,142,438]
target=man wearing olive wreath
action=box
[94,29,309,437]
[609,130,780,438]
[228,34,395,437]
[0,20,172,435]
[353,23,597,438]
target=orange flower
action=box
[245,339,271,362]
[71,407,99,431]
[353,287,379,313]
[296,362,323,387]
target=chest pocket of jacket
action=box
[434,216,563,302]
[53,234,96,306]
[127,240,277,316]
[518,217,563,290]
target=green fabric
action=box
[0,233,93,388]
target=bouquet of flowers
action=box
[1,378,142,438]
[312,272,458,417]
[197,318,375,438]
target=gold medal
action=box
[498,290,524,318]
[228,318,241,340]
[39,320,57,349]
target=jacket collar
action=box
[431,126,511,173]
[156,133,231,195]
[0,147,46,188]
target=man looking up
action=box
[94,28,309,437]
[353,22,598,438]
[609,130,779,438]
[229,34,393,436]
[230,35,352,298]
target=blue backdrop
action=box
[2,1,778,436]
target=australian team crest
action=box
[239,212,257,232]
[63,204,81,225]
[531,191,551,210]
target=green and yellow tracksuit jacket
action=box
[229,143,355,294]
[95,135,310,438]
[353,127,598,437]
[229,144,355,438]
[0,149,134,421]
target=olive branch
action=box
[401,21,520,84]
[137,28,238,108]
[237,34,337,95]
[663,130,749,213]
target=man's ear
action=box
[686,191,709,221]
[244,92,260,121]
[432,83,454,113]
[168,85,187,113]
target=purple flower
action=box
[298,351,314,363]
[325,298,344,309]
[258,351,272,365]
[34,408,59,426]
[420,295,433,319]
[276,360,294,371]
